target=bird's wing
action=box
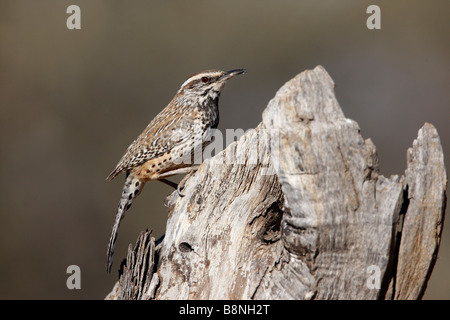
[106,108,196,181]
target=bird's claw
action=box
[177,182,186,197]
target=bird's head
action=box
[177,69,247,104]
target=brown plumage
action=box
[106,68,247,272]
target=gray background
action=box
[0,0,448,299]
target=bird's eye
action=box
[201,77,209,83]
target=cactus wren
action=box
[105,68,247,272]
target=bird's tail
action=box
[106,173,144,272]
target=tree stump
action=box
[105,66,447,300]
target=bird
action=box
[105,68,247,272]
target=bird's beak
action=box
[220,69,247,81]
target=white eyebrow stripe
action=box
[180,75,201,89]
[179,72,223,89]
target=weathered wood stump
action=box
[106,66,447,300]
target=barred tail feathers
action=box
[106,173,144,272]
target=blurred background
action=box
[0,0,449,299]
